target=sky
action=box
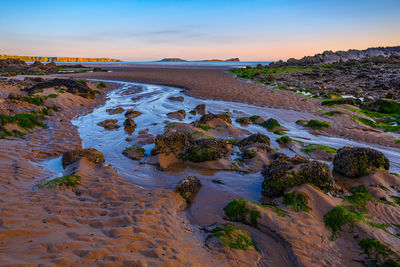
[1,0,400,61]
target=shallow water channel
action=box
[41,80,400,264]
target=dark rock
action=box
[237,133,271,147]
[168,96,184,102]
[183,138,230,162]
[62,148,105,168]
[151,130,194,155]
[125,109,142,118]
[25,79,95,99]
[175,176,201,201]
[333,147,389,178]
[194,104,206,115]
[198,113,231,124]
[122,147,145,160]
[262,156,333,197]
[106,107,124,115]
[123,118,136,134]
[97,119,120,129]
[167,110,186,120]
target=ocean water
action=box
[64,61,271,68]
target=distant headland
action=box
[0,54,122,63]
[158,58,240,62]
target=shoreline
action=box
[74,66,400,148]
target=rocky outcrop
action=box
[175,176,202,201]
[268,46,400,67]
[237,133,271,147]
[0,59,58,75]
[333,147,390,178]
[262,156,333,197]
[26,79,96,99]
[62,148,105,168]
[182,139,230,162]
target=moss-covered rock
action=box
[25,78,96,99]
[175,176,201,201]
[224,198,261,226]
[261,156,333,197]
[151,130,194,156]
[62,148,105,168]
[333,147,389,178]
[183,138,229,162]
[237,133,271,147]
[206,223,256,250]
[264,118,281,130]
[198,113,232,124]
[283,191,311,212]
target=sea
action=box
[71,61,271,68]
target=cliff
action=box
[0,55,121,63]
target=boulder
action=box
[262,156,333,197]
[97,119,120,129]
[62,148,105,168]
[264,118,281,130]
[237,133,271,147]
[198,113,231,124]
[151,130,194,155]
[333,147,389,177]
[175,176,201,201]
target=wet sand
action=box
[76,67,400,148]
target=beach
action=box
[0,61,399,266]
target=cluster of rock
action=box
[254,56,400,101]
[261,146,390,198]
[265,46,400,67]
[0,58,58,76]
[25,78,97,99]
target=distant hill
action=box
[159,58,187,62]
[0,55,122,63]
[158,58,240,62]
[282,46,400,66]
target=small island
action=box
[158,57,240,62]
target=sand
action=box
[1,68,399,266]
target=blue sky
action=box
[1,0,399,60]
